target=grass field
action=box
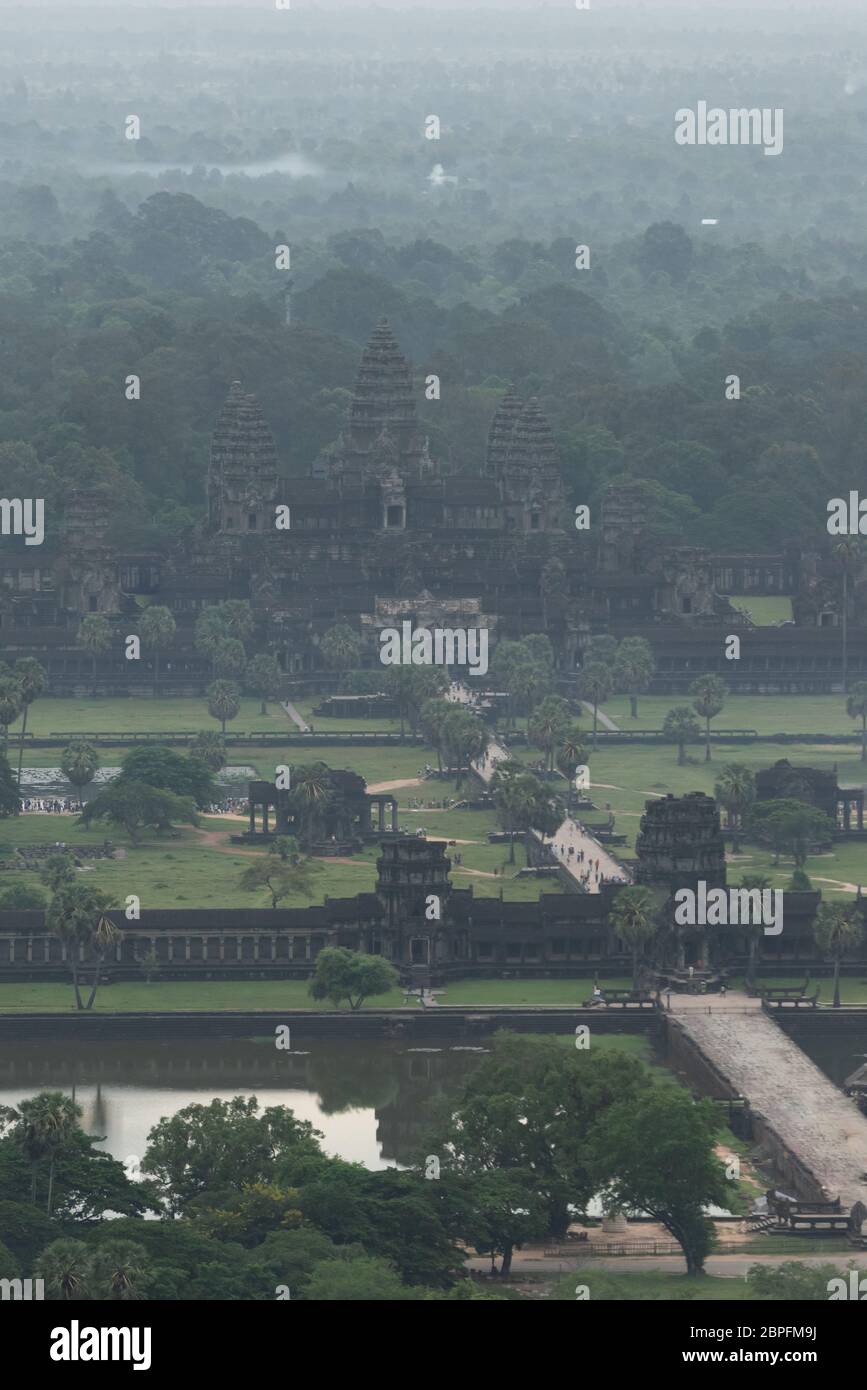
[727,595,794,626]
[9,696,291,737]
[0,976,634,1013]
[602,693,858,736]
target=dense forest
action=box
[1,4,866,555]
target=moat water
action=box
[0,1027,863,1179]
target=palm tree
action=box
[0,672,22,756]
[739,874,772,989]
[663,706,701,765]
[491,766,536,864]
[813,902,862,1008]
[190,730,227,772]
[139,605,176,698]
[441,708,487,790]
[291,765,331,851]
[36,1238,93,1300]
[4,1092,81,1213]
[419,697,451,774]
[578,662,613,749]
[13,657,46,797]
[245,651,282,715]
[77,613,112,695]
[91,1240,150,1301]
[714,764,756,852]
[511,661,542,732]
[60,740,100,795]
[207,679,241,736]
[556,726,586,780]
[45,883,116,1011]
[831,537,865,695]
[528,695,571,771]
[609,886,657,988]
[613,637,656,719]
[846,682,867,763]
[320,622,361,676]
[385,665,416,737]
[689,673,727,762]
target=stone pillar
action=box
[168,938,174,961]
[844,800,852,832]
[391,800,398,832]
[859,800,864,832]
[263,805,269,835]
[254,937,260,960]
[219,937,225,961]
[26,938,32,963]
[185,938,191,961]
[249,803,256,835]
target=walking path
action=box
[535,818,631,894]
[281,700,311,733]
[670,991,867,1210]
[581,702,620,732]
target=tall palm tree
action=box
[45,883,116,1011]
[13,657,46,797]
[207,679,241,736]
[4,1091,81,1213]
[319,622,362,677]
[190,729,227,772]
[77,613,112,695]
[846,682,867,763]
[831,537,865,695]
[92,1240,150,1301]
[0,672,22,757]
[609,886,658,988]
[714,764,756,852]
[663,706,701,765]
[739,874,772,989]
[689,673,727,762]
[419,697,451,774]
[613,636,656,719]
[291,765,331,850]
[578,662,613,749]
[139,605,176,698]
[813,902,862,1008]
[59,740,100,796]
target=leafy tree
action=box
[207,679,241,735]
[609,885,658,988]
[813,903,862,1008]
[594,1088,727,1277]
[638,220,694,284]
[846,681,867,763]
[663,706,700,765]
[77,614,112,695]
[0,1092,80,1212]
[189,730,227,772]
[689,673,727,762]
[304,1252,419,1301]
[384,665,416,738]
[613,637,655,719]
[239,853,320,909]
[406,667,449,731]
[714,763,756,852]
[459,1168,547,1277]
[320,623,361,675]
[79,781,198,844]
[44,885,117,1011]
[245,652,282,714]
[491,764,563,863]
[60,741,99,793]
[746,1261,849,1301]
[12,657,46,793]
[138,605,176,698]
[440,707,487,789]
[39,853,76,892]
[747,798,834,868]
[119,745,216,808]
[0,882,46,910]
[578,662,613,748]
[141,1096,323,1216]
[308,947,398,1011]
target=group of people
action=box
[205,796,248,815]
[18,796,82,814]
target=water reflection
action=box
[0,1037,487,1170]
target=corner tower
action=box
[208,382,279,536]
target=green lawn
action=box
[602,694,859,736]
[10,696,292,737]
[727,595,794,626]
[0,977,633,1014]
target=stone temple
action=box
[2,317,862,694]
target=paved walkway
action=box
[580,701,620,732]
[670,992,867,1210]
[536,818,631,893]
[281,700,311,733]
